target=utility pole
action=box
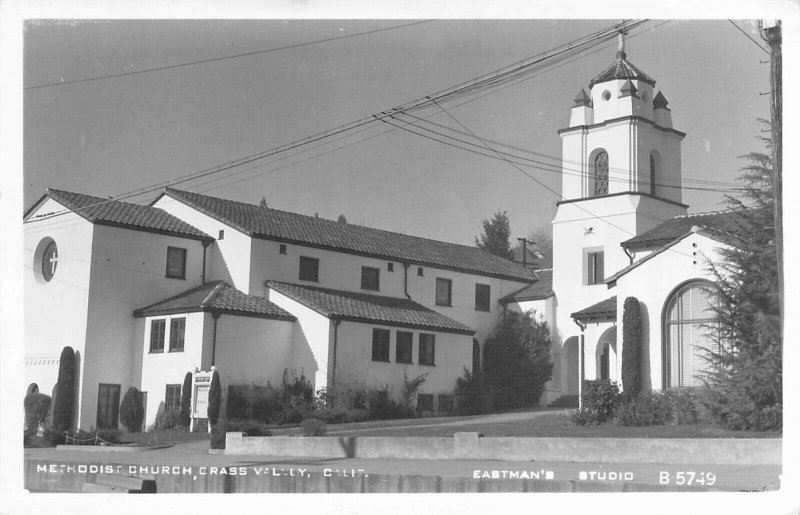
[517,237,531,267]
[760,20,783,322]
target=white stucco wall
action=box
[266,288,332,391]
[612,233,724,392]
[139,312,206,428]
[213,315,295,388]
[152,194,252,290]
[25,199,94,417]
[332,322,473,404]
[590,79,654,124]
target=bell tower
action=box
[551,32,689,391]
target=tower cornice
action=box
[557,114,686,138]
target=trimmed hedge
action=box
[180,372,193,428]
[24,393,52,433]
[119,387,144,432]
[570,380,620,425]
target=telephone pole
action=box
[760,20,783,321]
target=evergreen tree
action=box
[621,297,642,399]
[483,310,553,410]
[207,369,221,427]
[337,214,348,224]
[180,372,193,428]
[119,386,144,433]
[703,127,781,431]
[475,210,514,260]
[52,346,76,432]
[259,196,268,209]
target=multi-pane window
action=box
[594,151,609,196]
[166,246,187,279]
[165,384,182,412]
[169,318,186,352]
[96,383,120,430]
[435,278,452,307]
[664,282,719,388]
[475,283,491,312]
[419,333,435,366]
[299,256,319,282]
[395,331,413,364]
[361,266,380,291]
[371,328,390,362]
[586,250,604,285]
[149,319,166,352]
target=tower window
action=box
[602,90,611,101]
[585,250,605,285]
[593,151,609,196]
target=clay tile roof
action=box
[621,209,754,251]
[160,188,536,282]
[499,269,553,303]
[267,281,475,335]
[133,281,295,320]
[571,296,617,323]
[589,53,656,89]
[29,189,212,242]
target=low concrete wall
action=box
[225,433,781,465]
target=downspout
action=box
[211,312,221,367]
[330,319,341,408]
[403,262,411,299]
[573,317,586,410]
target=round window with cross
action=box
[34,238,59,283]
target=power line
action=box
[29,19,641,223]
[25,20,435,90]
[728,20,769,54]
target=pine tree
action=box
[475,210,514,260]
[259,196,268,209]
[703,126,781,431]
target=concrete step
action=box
[547,395,578,408]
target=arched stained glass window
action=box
[664,281,718,388]
[594,151,609,196]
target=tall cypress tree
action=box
[621,297,641,399]
[704,126,781,431]
[207,369,221,428]
[179,372,193,428]
[52,346,76,432]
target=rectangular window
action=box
[218,230,225,240]
[437,394,454,413]
[371,328,390,362]
[361,266,380,291]
[435,278,452,307]
[387,262,394,272]
[475,283,491,312]
[166,246,187,279]
[586,250,605,285]
[419,333,435,366]
[299,256,319,282]
[165,384,182,412]
[417,267,424,276]
[395,331,413,364]
[279,244,287,254]
[96,383,120,430]
[169,317,186,352]
[149,319,166,352]
[417,393,434,413]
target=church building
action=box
[24,36,731,430]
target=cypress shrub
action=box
[179,372,193,428]
[207,369,221,427]
[621,297,642,399]
[119,386,144,432]
[52,346,76,432]
[24,393,52,433]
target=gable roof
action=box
[26,189,212,242]
[133,280,295,320]
[500,269,553,303]
[267,281,475,335]
[571,296,617,323]
[158,188,536,282]
[621,209,749,251]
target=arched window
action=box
[649,154,656,196]
[594,151,609,196]
[663,281,718,388]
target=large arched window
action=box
[663,281,718,388]
[594,151,609,196]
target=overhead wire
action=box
[25,20,436,90]
[28,19,643,223]
[727,20,769,54]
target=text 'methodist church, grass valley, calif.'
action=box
[24,42,736,431]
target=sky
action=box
[23,18,772,246]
